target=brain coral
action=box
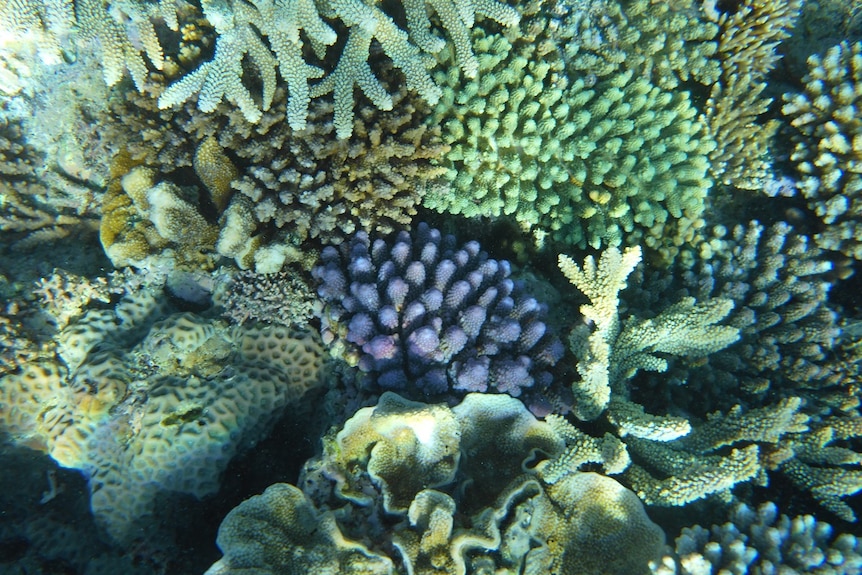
[312,223,564,399]
[1,287,329,544]
[423,1,715,252]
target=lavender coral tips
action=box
[312,223,564,398]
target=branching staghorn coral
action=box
[679,221,844,403]
[2,0,516,138]
[558,246,739,422]
[0,103,101,245]
[611,222,862,519]
[782,415,862,522]
[782,40,862,260]
[157,0,519,138]
[554,247,831,508]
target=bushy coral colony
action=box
[2,0,862,573]
[312,223,564,398]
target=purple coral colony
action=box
[313,223,564,398]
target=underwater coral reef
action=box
[1,0,862,573]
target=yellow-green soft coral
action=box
[424,2,714,251]
[207,392,666,575]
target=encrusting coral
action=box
[206,392,666,575]
[312,223,564,401]
[782,40,862,260]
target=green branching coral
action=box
[558,0,720,90]
[424,2,715,251]
[782,40,862,260]
[158,0,519,138]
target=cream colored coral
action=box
[559,246,640,420]
[559,246,738,423]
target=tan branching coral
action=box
[782,416,862,522]
[782,40,862,260]
[552,246,818,507]
[703,0,803,189]
[111,76,448,268]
